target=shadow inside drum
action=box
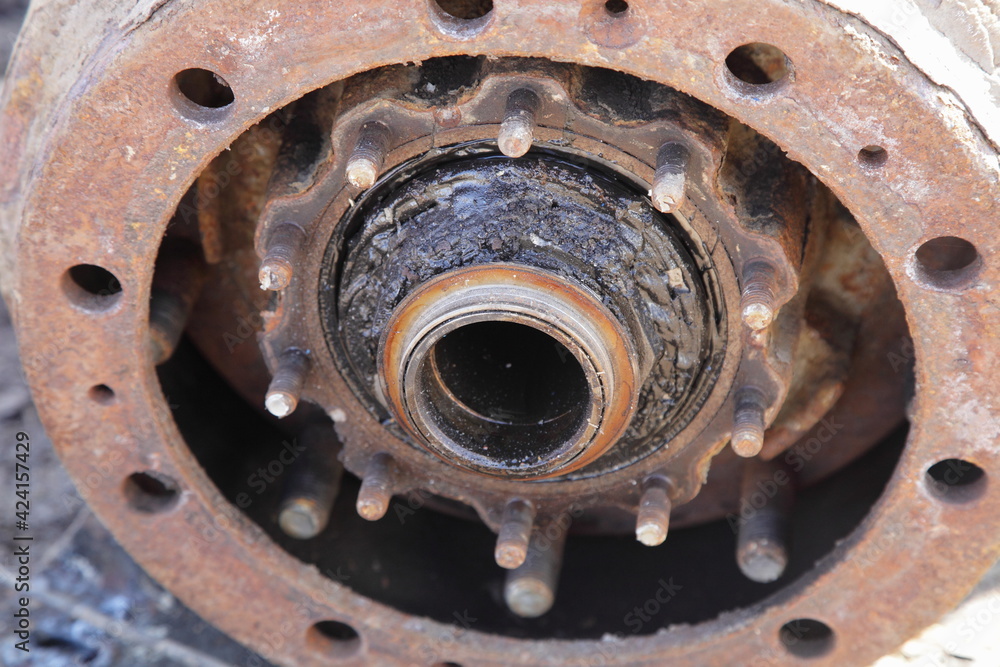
[160,337,905,639]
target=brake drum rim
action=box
[4,1,999,665]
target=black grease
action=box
[323,148,724,475]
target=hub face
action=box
[327,150,721,477]
[257,57,817,525]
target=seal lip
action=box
[378,263,641,479]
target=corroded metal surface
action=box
[1,1,998,666]
[249,60,817,536]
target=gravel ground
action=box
[0,297,276,667]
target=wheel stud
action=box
[740,261,777,330]
[498,88,539,158]
[736,458,793,583]
[356,453,394,521]
[650,142,690,214]
[265,349,309,418]
[259,222,306,291]
[149,287,200,366]
[148,240,206,365]
[278,425,343,540]
[346,121,390,189]
[495,499,535,569]
[731,386,768,457]
[635,476,672,547]
[504,518,568,618]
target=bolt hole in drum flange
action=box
[604,0,629,14]
[430,0,494,37]
[123,471,181,514]
[173,68,235,109]
[724,43,792,88]
[171,67,235,123]
[925,459,987,503]
[913,236,982,290]
[433,0,493,20]
[62,264,122,311]
[779,618,836,659]
[88,384,116,405]
[306,620,363,659]
[858,144,889,168]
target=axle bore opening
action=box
[381,265,638,478]
[425,320,592,464]
[430,321,591,444]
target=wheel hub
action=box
[331,149,718,478]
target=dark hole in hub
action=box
[307,620,362,658]
[422,321,592,469]
[925,458,987,503]
[63,263,123,312]
[434,321,587,425]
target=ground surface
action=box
[0,297,276,667]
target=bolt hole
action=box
[926,459,986,504]
[858,145,888,168]
[433,0,493,19]
[88,385,116,405]
[582,0,645,47]
[123,472,180,514]
[174,68,234,109]
[63,264,122,312]
[307,620,362,659]
[725,43,791,87]
[604,0,629,14]
[779,618,835,658]
[913,236,981,290]
[916,237,979,273]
